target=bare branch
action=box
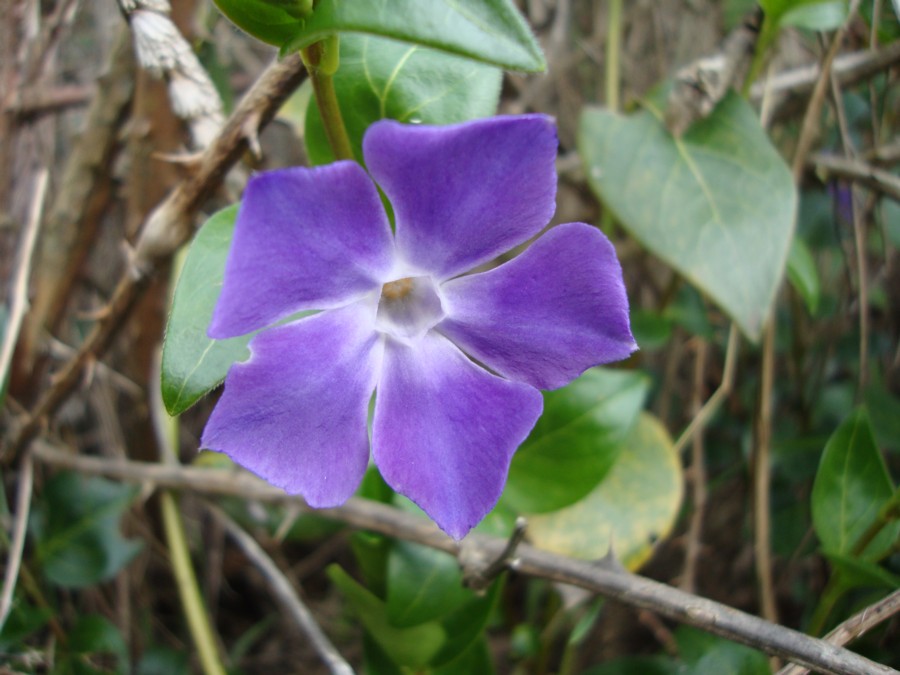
[210,506,356,675]
[31,442,899,675]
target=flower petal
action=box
[202,302,382,507]
[209,162,394,339]
[363,115,558,280]
[439,223,637,390]
[373,333,543,539]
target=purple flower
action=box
[202,115,636,539]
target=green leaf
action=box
[0,601,52,651]
[811,408,899,559]
[305,33,501,165]
[161,206,251,416]
[824,551,900,590]
[583,657,677,675]
[580,92,797,341]
[31,473,142,588]
[69,614,128,662]
[386,541,471,628]
[433,636,494,675]
[213,0,307,46]
[787,236,821,314]
[527,413,683,570]
[430,579,502,667]
[328,565,445,668]
[503,368,649,514]
[286,0,545,72]
[676,626,769,675]
[781,1,848,29]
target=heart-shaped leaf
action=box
[527,413,683,570]
[580,92,796,341]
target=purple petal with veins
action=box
[203,115,637,539]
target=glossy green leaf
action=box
[430,579,502,667]
[213,0,308,46]
[781,1,848,29]
[527,413,683,570]
[285,0,545,72]
[386,541,471,628]
[31,473,142,588]
[503,368,649,514]
[161,206,251,416]
[580,92,796,341]
[824,551,900,590]
[759,0,845,23]
[787,236,820,314]
[811,408,899,559]
[676,626,769,675]
[328,565,445,669]
[433,636,494,675]
[305,34,501,165]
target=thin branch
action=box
[672,324,739,456]
[0,168,48,385]
[681,338,708,594]
[810,152,900,203]
[750,41,900,104]
[30,442,898,675]
[0,450,34,632]
[3,51,308,464]
[777,590,900,675]
[791,0,863,182]
[209,506,356,675]
[754,319,778,627]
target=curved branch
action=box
[31,442,898,675]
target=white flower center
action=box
[375,275,445,339]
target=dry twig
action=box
[30,442,899,675]
[210,506,356,675]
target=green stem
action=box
[742,18,774,98]
[302,38,354,162]
[161,490,227,675]
[600,0,623,236]
[605,0,622,113]
[852,488,900,559]
[807,574,844,636]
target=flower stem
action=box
[302,38,354,162]
[161,490,227,675]
[605,0,622,113]
[599,0,623,236]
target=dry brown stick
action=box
[2,51,307,463]
[681,338,708,594]
[777,590,900,675]
[30,442,898,675]
[209,506,356,675]
[754,318,779,629]
[791,0,863,182]
[810,152,900,202]
[750,41,900,104]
